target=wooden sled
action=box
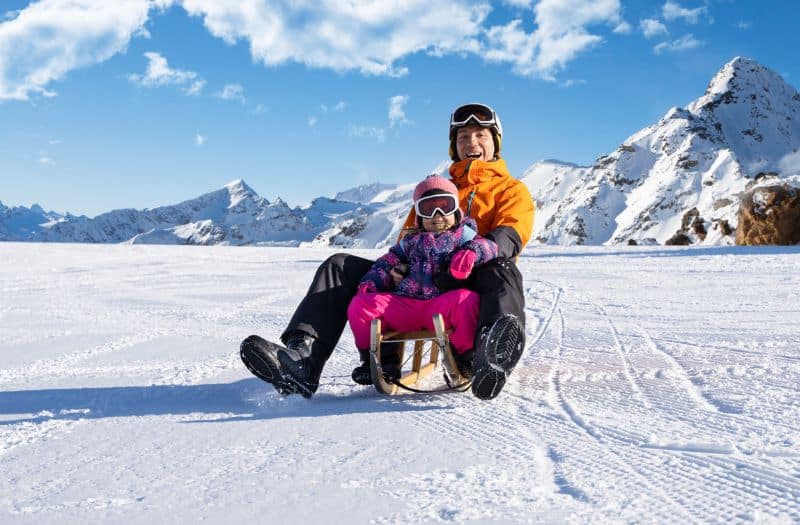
[369,313,471,395]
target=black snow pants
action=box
[281,253,525,368]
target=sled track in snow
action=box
[539,286,800,523]
[549,306,700,522]
[332,281,706,522]
[412,280,800,523]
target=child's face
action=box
[421,212,456,233]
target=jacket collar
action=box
[449,158,510,186]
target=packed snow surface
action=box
[1,243,799,524]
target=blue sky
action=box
[1,0,799,217]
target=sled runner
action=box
[369,313,471,395]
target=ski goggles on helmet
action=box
[450,103,502,136]
[414,193,459,219]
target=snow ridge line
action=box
[553,308,602,441]
[650,334,800,364]
[549,305,701,524]
[637,326,720,413]
[523,281,563,352]
[530,306,700,522]
[543,305,565,410]
[685,453,800,500]
[0,330,168,385]
[592,302,653,410]
[0,410,91,458]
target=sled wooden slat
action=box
[369,313,469,395]
[381,330,439,341]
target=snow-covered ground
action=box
[1,243,799,524]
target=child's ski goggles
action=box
[414,193,459,219]
[450,103,502,135]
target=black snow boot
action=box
[453,348,474,379]
[471,314,525,400]
[240,334,297,396]
[351,349,373,385]
[351,344,403,385]
[276,332,324,398]
[240,332,324,398]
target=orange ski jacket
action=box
[402,158,535,258]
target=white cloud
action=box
[1,0,634,99]
[48,139,61,145]
[560,78,586,88]
[388,95,409,127]
[38,156,54,165]
[662,1,707,24]
[128,51,204,96]
[483,0,625,80]
[349,125,385,143]
[184,79,205,96]
[653,33,703,54]
[0,0,159,100]
[180,1,490,77]
[194,133,205,146]
[640,18,668,39]
[334,101,346,112]
[307,116,317,127]
[778,150,800,175]
[3,10,21,22]
[216,83,245,103]
[613,21,632,35]
[737,20,751,30]
[503,0,534,8]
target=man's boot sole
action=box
[471,315,524,400]
[240,335,298,396]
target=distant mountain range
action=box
[2,57,799,247]
[0,179,419,248]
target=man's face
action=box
[456,125,495,162]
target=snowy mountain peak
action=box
[222,179,262,209]
[334,183,397,204]
[224,179,256,196]
[528,56,800,246]
[702,56,788,99]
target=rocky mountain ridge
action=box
[526,56,800,245]
[3,57,799,247]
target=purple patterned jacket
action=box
[359,218,498,300]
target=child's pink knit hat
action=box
[412,175,459,203]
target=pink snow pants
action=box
[347,289,479,355]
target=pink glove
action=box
[449,249,477,279]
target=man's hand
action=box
[389,263,409,287]
[357,283,375,295]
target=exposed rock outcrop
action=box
[735,184,800,245]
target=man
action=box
[241,103,535,400]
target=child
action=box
[346,174,498,385]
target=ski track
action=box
[490,281,800,523]
[343,275,800,524]
[2,245,799,523]
[0,331,167,386]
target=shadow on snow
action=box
[0,378,447,425]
